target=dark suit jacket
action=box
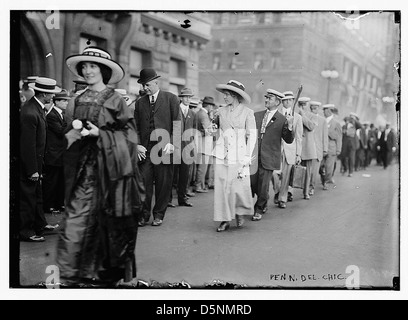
[174,108,196,164]
[254,110,294,171]
[44,106,67,166]
[20,96,47,176]
[134,90,181,150]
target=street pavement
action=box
[17,162,400,289]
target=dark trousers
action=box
[139,155,174,221]
[343,144,356,175]
[20,178,47,239]
[380,148,390,168]
[43,164,65,211]
[171,161,192,204]
[251,164,274,214]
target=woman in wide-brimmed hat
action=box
[212,80,257,232]
[57,46,143,287]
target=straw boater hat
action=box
[137,68,161,85]
[322,104,335,110]
[281,91,295,101]
[309,101,322,107]
[298,97,311,104]
[29,77,61,93]
[66,47,125,85]
[265,89,284,99]
[216,80,251,104]
[178,88,194,97]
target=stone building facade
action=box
[198,11,399,126]
[18,11,212,100]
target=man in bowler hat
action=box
[134,68,181,227]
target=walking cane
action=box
[291,85,303,116]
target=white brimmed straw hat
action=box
[66,47,125,85]
[281,91,295,101]
[28,77,61,93]
[216,80,251,104]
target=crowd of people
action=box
[18,46,398,287]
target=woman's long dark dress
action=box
[56,88,144,285]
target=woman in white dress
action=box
[213,80,257,232]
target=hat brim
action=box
[66,55,125,85]
[54,96,71,100]
[179,94,194,97]
[29,83,62,94]
[281,96,295,101]
[137,75,161,84]
[216,84,251,104]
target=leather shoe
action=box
[304,194,310,200]
[278,201,286,209]
[252,213,262,221]
[152,219,163,226]
[179,201,193,207]
[44,224,59,231]
[236,215,244,228]
[309,189,314,196]
[186,192,196,197]
[195,188,208,193]
[274,193,279,204]
[22,235,45,242]
[138,219,146,227]
[216,221,230,232]
[167,202,176,208]
[287,192,293,202]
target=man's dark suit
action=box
[134,90,181,222]
[20,96,48,239]
[43,106,67,212]
[172,108,196,204]
[251,110,294,213]
[378,129,396,169]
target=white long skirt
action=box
[213,162,254,222]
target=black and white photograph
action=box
[4,0,406,301]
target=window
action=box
[352,65,359,86]
[271,52,281,69]
[343,59,350,81]
[214,13,223,25]
[254,53,264,70]
[272,13,282,24]
[169,58,186,94]
[212,53,221,70]
[129,48,151,95]
[365,74,371,90]
[229,13,238,25]
[256,12,265,24]
[228,53,237,70]
[79,34,107,53]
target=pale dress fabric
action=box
[213,104,257,222]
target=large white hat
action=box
[66,47,125,85]
[28,77,61,93]
[216,80,251,104]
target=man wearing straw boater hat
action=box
[20,77,61,242]
[168,88,197,208]
[134,68,181,227]
[309,100,328,197]
[272,91,303,208]
[321,104,342,189]
[42,89,71,216]
[251,88,294,221]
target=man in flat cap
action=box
[134,68,181,227]
[321,104,342,189]
[251,89,294,220]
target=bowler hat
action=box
[29,77,61,94]
[202,96,215,106]
[138,68,161,84]
[66,47,125,84]
[179,88,194,97]
[53,89,71,100]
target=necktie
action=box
[151,95,155,105]
[261,111,270,134]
